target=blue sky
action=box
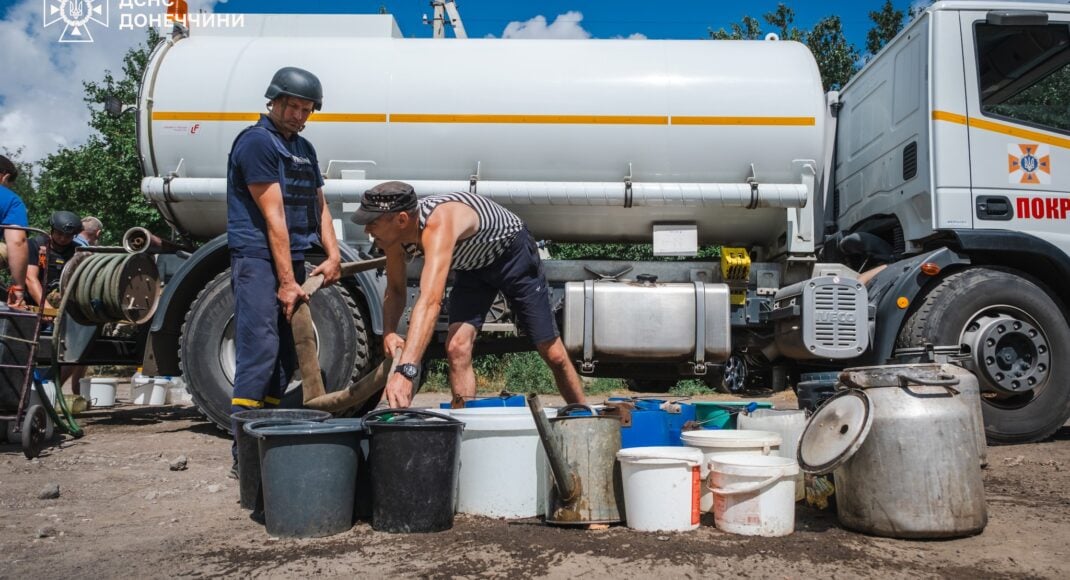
[210,0,889,45]
[1,0,923,162]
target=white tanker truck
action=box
[62,1,1069,443]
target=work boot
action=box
[228,461,239,480]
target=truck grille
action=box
[813,285,859,350]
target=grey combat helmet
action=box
[265,67,323,111]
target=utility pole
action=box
[425,0,467,38]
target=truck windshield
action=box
[975,22,1070,134]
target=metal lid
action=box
[797,389,873,474]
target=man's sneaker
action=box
[228,461,239,480]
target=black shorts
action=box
[448,228,559,345]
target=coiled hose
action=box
[44,252,160,437]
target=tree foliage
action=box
[866,0,905,56]
[807,15,860,91]
[31,28,166,244]
[709,3,859,91]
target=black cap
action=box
[351,181,418,225]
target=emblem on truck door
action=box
[1009,144,1051,185]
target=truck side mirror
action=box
[104,95,134,118]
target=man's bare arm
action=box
[248,182,305,320]
[4,229,27,290]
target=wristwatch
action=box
[394,363,420,381]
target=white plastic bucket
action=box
[450,407,557,519]
[618,446,704,532]
[708,453,799,537]
[681,430,781,512]
[738,409,807,501]
[131,376,167,405]
[80,378,118,408]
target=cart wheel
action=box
[22,405,47,460]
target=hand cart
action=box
[0,225,82,458]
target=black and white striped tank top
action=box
[402,192,524,271]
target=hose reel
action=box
[59,244,162,325]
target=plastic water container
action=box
[681,429,781,512]
[618,446,704,532]
[708,453,799,537]
[80,378,118,408]
[166,376,193,405]
[450,406,556,518]
[438,394,527,409]
[244,419,365,538]
[693,401,774,429]
[131,374,167,405]
[738,409,807,501]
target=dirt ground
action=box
[1,385,1067,579]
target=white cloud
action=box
[501,11,591,39]
[0,0,220,164]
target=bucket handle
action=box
[897,373,960,396]
[706,471,782,496]
[558,403,599,417]
[241,418,320,439]
[363,408,462,426]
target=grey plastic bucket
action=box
[232,408,331,510]
[325,417,372,520]
[244,419,364,538]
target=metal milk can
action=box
[528,395,623,525]
[798,363,988,539]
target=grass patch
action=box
[669,379,716,397]
[418,351,627,397]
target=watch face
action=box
[397,363,419,379]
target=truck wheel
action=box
[896,267,1070,444]
[180,269,374,432]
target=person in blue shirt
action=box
[0,155,29,308]
[73,216,103,247]
[225,67,341,476]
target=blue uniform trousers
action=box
[229,255,305,455]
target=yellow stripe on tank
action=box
[152,111,816,127]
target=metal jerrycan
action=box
[527,394,624,525]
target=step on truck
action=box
[58,1,1069,443]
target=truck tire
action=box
[180,268,374,432]
[896,267,1070,444]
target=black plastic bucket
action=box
[365,409,464,533]
[325,417,372,520]
[232,408,331,510]
[244,419,364,538]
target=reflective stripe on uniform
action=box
[231,397,263,408]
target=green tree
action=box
[33,28,166,244]
[866,0,905,56]
[807,16,859,90]
[708,15,762,40]
[709,4,859,91]
[763,3,804,42]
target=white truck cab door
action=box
[959,9,1070,253]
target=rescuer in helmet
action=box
[225,66,341,477]
[26,210,82,309]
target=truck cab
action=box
[833,2,1070,443]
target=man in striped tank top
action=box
[353,181,585,408]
